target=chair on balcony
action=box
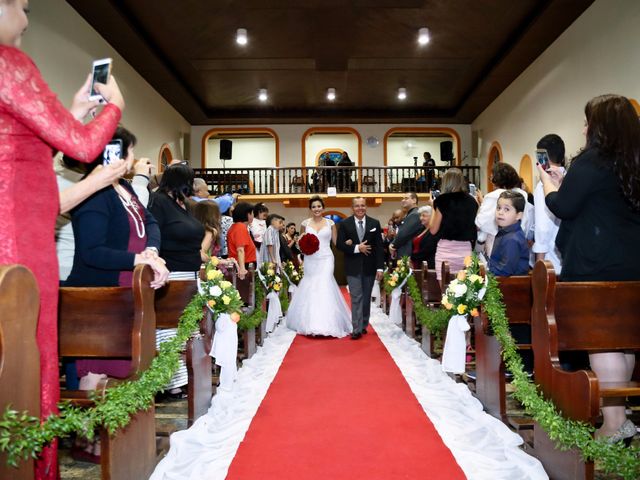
[362,175,377,193]
[290,175,305,193]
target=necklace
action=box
[118,193,146,238]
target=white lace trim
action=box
[150,324,296,480]
[370,307,548,480]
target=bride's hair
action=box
[309,195,325,209]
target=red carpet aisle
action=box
[226,329,465,479]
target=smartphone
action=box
[535,148,550,171]
[469,183,477,196]
[431,189,440,199]
[103,139,123,166]
[89,58,112,102]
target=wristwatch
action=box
[145,246,159,254]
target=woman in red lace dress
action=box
[0,2,124,477]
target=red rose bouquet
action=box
[298,233,320,255]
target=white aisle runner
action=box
[151,306,547,480]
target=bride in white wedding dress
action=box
[286,196,352,337]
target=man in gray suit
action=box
[389,192,422,259]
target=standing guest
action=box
[282,222,299,266]
[430,168,478,279]
[259,214,284,267]
[538,94,640,442]
[475,162,533,256]
[250,202,269,249]
[0,3,126,475]
[227,202,256,279]
[337,151,355,191]
[389,192,422,259]
[193,200,222,262]
[191,177,210,202]
[148,163,205,396]
[532,134,566,274]
[410,205,439,269]
[488,191,530,276]
[279,226,295,265]
[423,151,436,189]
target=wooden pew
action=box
[419,265,444,356]
[58,265,156,480]
[234,264,258,359]
[474,269,532,424]
[0,265,40,480]
[531,261,640,480]
[154,279,211,426]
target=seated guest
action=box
[532,134,566,274]
[488,191,530,276]
[429,169,478,279]
[228,202,256,279]
[259,214,285,267]
[475,162,533,256]
[410,205,439,269]
[149,163,205,397]
[250,202,269,249]
[191,177,210,202]
[193,200,222,262]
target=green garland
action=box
[237,280,266,331]
[279,276,290,313]
[405,275,450,341]
[0,294,206,468]
[483,273,640,479]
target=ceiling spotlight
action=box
[258,88,268,102]
[397,87,407,101]
[418,27,430,45]
[326,87,336,101]
[236,28,248,45]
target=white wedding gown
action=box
[286,218,352,337]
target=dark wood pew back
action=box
[154,279,212,426]
[0,265,40,480]
[234,265,259,357]
[58,265,156,480]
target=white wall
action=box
[192,124,472,169]
[472,0,640,190]
[22,0,190,164]
[206,138,276,168]
[305,134,358,165]
[386,136,453,167]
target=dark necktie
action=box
[357,219,364,242]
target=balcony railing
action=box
[192,165,480,196]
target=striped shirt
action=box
[258,226,281,267]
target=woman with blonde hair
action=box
[193,200,222,261]
[429,168,478,278]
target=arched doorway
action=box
[519,154,533,192]
[158,144,173,172]
[486,141,503,192]
[303,127,361,192]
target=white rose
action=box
[209,285,222,297]
[453,283,467,298]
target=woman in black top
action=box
[148,163,205,395]
[429,168,478,279]
[538,94,640,442]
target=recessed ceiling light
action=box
[418,27,430,45]
[397,87,407,101]
[326,87,336,101]
[258,88,268,102]
[236,28,248,46]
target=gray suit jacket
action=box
[391,207,422,258]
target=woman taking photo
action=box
[538,94,640,443]
[0,3,125,475]
[429,168,478,279]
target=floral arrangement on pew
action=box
[281,261,303,308]
[257,262,283,333]
[439,255,487,374]
[383,256,412,325]
[298,233,320,256]
[199,258,244,389]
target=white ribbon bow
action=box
[209,313,238,390]
[441,314,470,374]
[388,268,412,325]
[257,269,283,333]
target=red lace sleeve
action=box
[0,46,121,162]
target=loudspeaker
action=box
[219,139,232,160]
[440,140,454,162]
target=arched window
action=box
[158,144,173,172]
[200,128,279,169]
[486,142,503,192]
[519,154,533,192]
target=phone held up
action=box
[103,139,123,166]
[89,58,113,102]
[431,189,440,200]
[468,183,477,196]
[535,148,550,171]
